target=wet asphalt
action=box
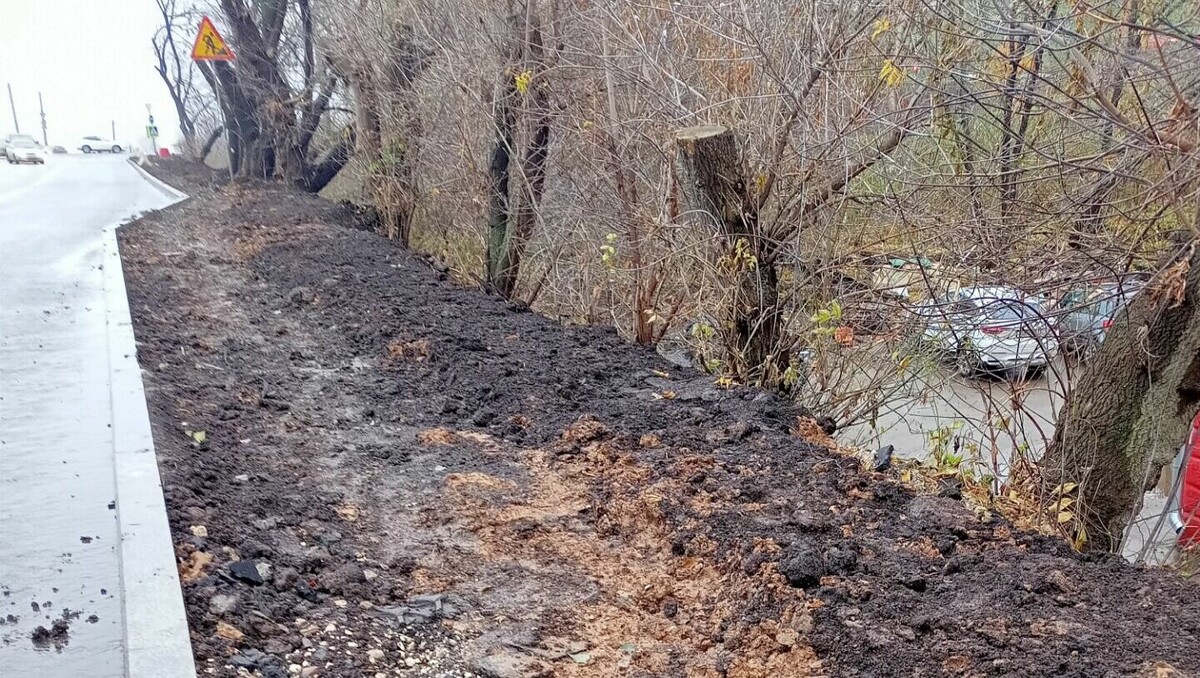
[0,155,178,675]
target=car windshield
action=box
[979,299,1037,321]
[11,140,36,148]
[1075,285,1138,316]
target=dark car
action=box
[1055,281,1143,357]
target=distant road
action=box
[0,155,191,677]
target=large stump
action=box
[675,125,786,383]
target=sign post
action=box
[146,104,158,155]
[191,16,236,180]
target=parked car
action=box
[0,133,37,156]
[5,139,46,164]
[78,136,123,154]
[1056,280,1143,357]
[911,286,1056,377]
[1166,411,1200,549]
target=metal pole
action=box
[7,83,19,133]
[38,92,47,145]
[146,104,158,156]
[111,120,116,140]
[217,85,234,182]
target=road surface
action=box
[0,155,193,676]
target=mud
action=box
[118,158,1200,677]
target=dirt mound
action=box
[118,162,1200,677]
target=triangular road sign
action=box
[191,16,235,61]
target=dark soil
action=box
[119,158,1200,677]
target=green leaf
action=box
[191,430,207,444]
[570,652,591,664]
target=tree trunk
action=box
[305,133,352,193]
[199,125,224,164]
[485,77,517,294]
[494,15,551,300]
[1047,242,1200,551]
[674,125,786,384]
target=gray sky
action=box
[0,0,184,150]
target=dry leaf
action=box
[216,621,245,642]
[178,550,213,584]
[880,59,904,87]
[418,427,457,445]
[336,504,360,522]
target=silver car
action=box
[5,139,45,165]
[913,286,1056,377]
[1056,281,1142,357]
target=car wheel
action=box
[111,145,122,153]
[1019,363,1046,381]
[81,145,92,154]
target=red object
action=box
[981,326,1004,335]
[1102,318,1113,330]
[158,148,171,158]
[1180,414,1200,547]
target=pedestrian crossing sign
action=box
[191,17,235,61]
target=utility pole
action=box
[38,92,47,145]
[6,83,18,133]
[111,120,116,140]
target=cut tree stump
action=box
[674,124,786,384]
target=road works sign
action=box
[191,17,235,61]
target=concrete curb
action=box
[104,162,196,678]
[129,157,189,202]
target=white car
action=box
[912,286,1057,377]
[5,139,46,165]
[79,136,123,154]
[1,133,38,156]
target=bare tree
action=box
[152,0,208,152]
[198,0,343,188]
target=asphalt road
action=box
[0,155,186,675]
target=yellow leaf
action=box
[514,70,533,95]
[1052,482,1078,495]
[879,59,904,87]
[754,173,768,193]
[900,469,912,483]
[871,17,891,40]
[1072,525,1088,551]
[1018,53,1036,72]
[1050,497,1074,512]
[1057,510,1074,523]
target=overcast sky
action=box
[0,0,184,150]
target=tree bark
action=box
[199,124,224,162]
[485,76,517,293]
[1047,242,1200,551]
[493,11,551,300]
[674,125,786,384]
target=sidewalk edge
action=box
[105,163,196,678]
